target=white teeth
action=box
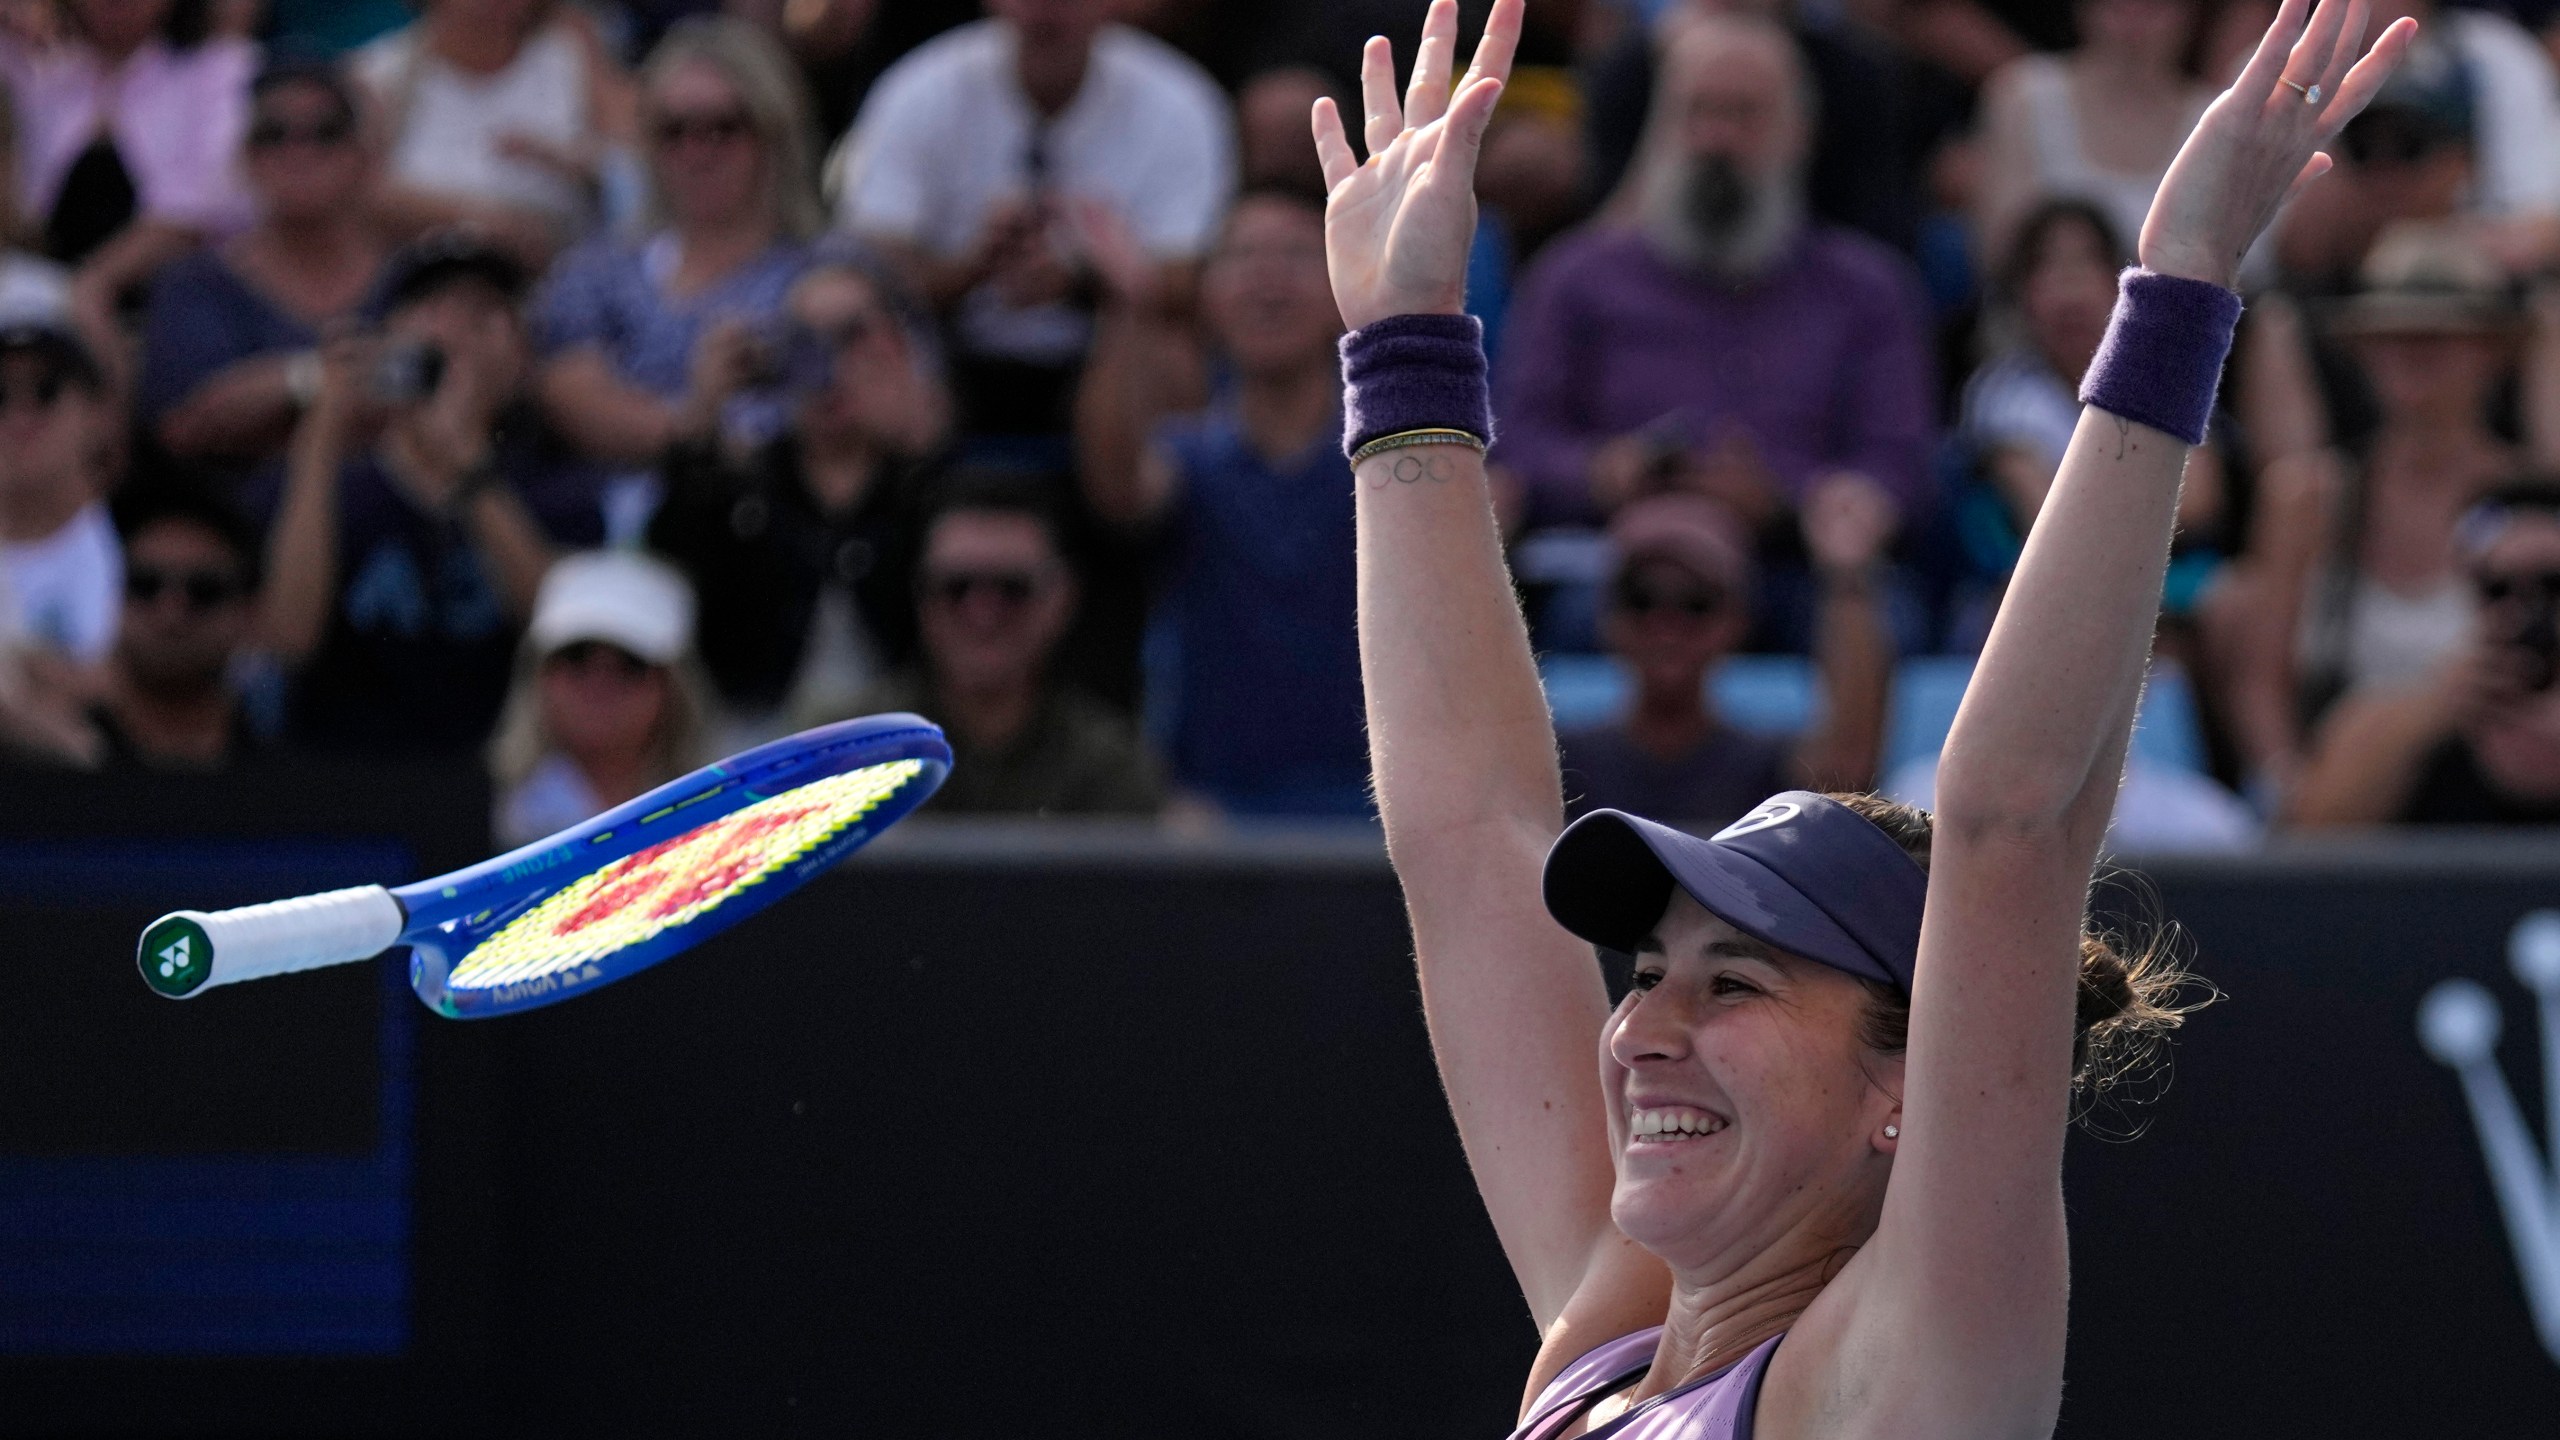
[1629,1108,1722,1140]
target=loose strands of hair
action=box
[1830,792,2217,1138]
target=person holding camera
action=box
[644,244,950,747]
[261,234,558,755]
[2288,482,2560,825]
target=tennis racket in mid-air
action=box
[137,714,951,1017]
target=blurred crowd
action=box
[4,0,2560,848]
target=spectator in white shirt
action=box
[833,0,1234,436]
[355,0,637,262]
[0,315,120,667]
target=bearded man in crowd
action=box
[1491,10,1934,651]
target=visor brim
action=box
[1542,809,1897,987]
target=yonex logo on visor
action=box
[1713,800,1801,841]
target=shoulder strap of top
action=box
[1514,1329,1664,1440]
[1581,1332,1784,1440]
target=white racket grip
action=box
[139,886,407,999]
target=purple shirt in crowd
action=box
[1493,225,1935,529]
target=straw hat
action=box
[2328,223,2520,338]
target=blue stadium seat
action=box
[1541,654,1818,734]
[1537,655,2209,776]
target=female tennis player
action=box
[1319,1,2409,1436]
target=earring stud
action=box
[1883,1124,1900,1139]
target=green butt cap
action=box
[140,915,213,998]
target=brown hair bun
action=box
[1830,793,2214,1121]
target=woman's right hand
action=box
[1310,0,1517,331]
[2140,0,2414,288]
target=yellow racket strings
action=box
[448,760,924,989]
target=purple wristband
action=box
[1339,313,1493,462]
[2077,269,2243,447]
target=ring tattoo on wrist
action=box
[1367,451,1456,489]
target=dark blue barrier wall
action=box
[4,766,2558,1437]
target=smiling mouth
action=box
[1627,1107,1728,1142]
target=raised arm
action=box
[1317,0,1656,1341]
[1788,475,1897,793]
[261,340,367,664]
[1799,2,2413,1432]
[1071,228,1208,530]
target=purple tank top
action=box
[1506,1327,1782,1440]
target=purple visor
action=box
[1541,793,1928,993]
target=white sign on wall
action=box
[2421,911,2560,1367]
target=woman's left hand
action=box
[1311,0,1518,331]
[2141,0,2415,288]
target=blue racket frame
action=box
[393,713,949,1018]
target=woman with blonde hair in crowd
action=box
[533,16,823,509]
[356,0,637,261]
[488,549,713,848]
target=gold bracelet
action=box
[1350,427,1489,467]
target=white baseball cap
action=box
[526,551,696,666]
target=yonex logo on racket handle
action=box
[138,916,213,998]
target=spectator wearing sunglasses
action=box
[354,0,636,261]
[533,17,821,527]
[2289,484,2560,826]
[820,478,1160,816]
[80,474,264,770]
[488,549,713,848]
[647,245,949,748]
[138,57,393,482]
[0,315,121,668]
[1558,489,1892,830]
